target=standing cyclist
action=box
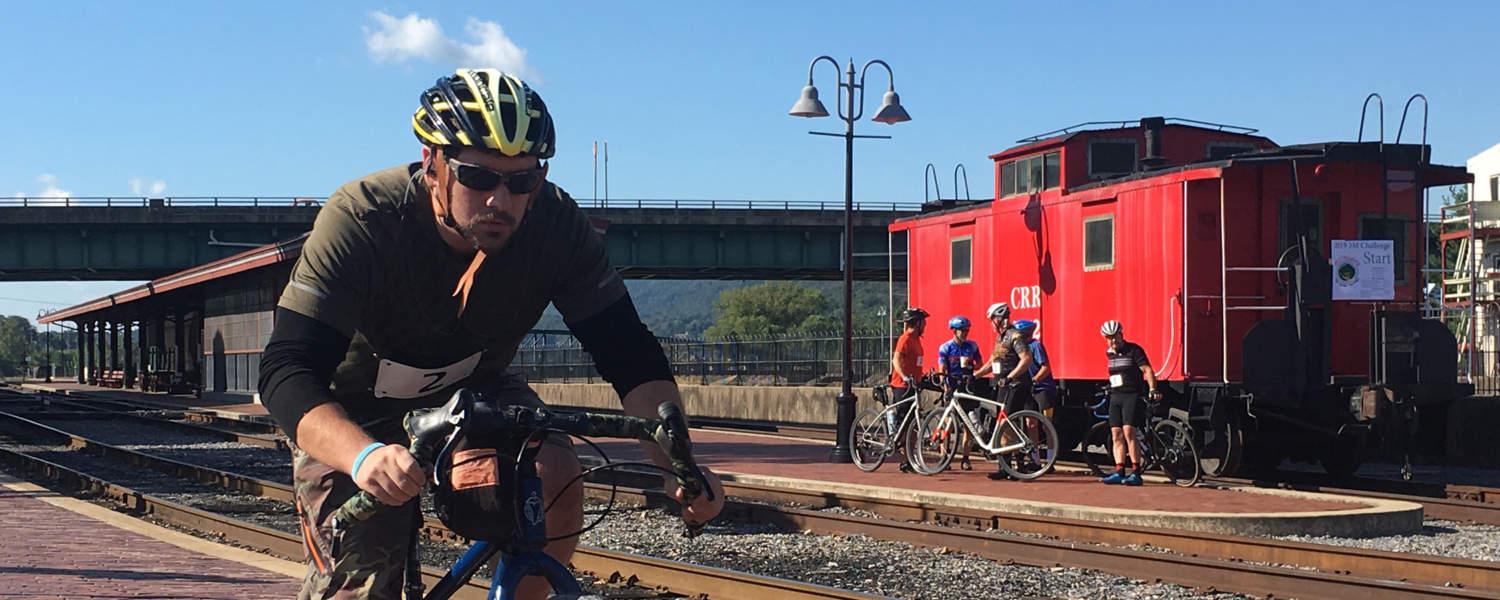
[975,303,1033,480]
[1098,320,1160,486]
[258,69,724,600]
[1014,320,1056,421]
[887,307,928,472]
[889,307,929,403]
[938,316,982,470]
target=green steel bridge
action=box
[0,196,919,282]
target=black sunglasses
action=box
[444,156,546,194]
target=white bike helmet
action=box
[986,302,1011,320]
[1099,320,1122,336]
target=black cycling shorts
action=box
[996,379,1033,416]
[1032,388,1057,413]
[1108,390,1146,428]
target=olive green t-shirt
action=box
[277,163,626,425]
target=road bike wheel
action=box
[1152,419,1201,487]
[999,410,1059,480]
[1081,420,1115,477]
[851,409,889,472]
[905,409,957,475]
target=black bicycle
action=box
[331,388,715,600]
[1080,387,1201,486]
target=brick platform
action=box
[0,475,300,599]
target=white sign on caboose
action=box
[1330,239,1394,301]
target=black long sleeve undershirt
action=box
[257,308,349,446]
[567,294,674,399]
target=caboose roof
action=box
[988,118,1269,162]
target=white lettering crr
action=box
[1009,285,1042,310]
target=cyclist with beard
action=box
[975,302,1032,480]
[258,69,724,600]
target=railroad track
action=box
[0,412,883,600]
[9,383,1500,526]
[2,408,1496,599]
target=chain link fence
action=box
[513,329,894,387]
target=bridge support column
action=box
[124,321,135,389]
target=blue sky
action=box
[3,1,1497,324]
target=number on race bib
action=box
[1109,373,1124,388]
[374,352,483,399]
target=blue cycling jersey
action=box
[938,339,981,384]
[1028,339,1058,392]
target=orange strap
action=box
[452,250,487,317]
[448,447,500,491]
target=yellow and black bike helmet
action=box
[412,68,555,159]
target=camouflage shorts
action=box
[291,376,571,600]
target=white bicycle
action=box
[907,376,1060,479]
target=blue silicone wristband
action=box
[350,442,386,480]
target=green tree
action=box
[0,316,38,377]
[703,282,840,340]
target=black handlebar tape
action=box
[655,402,715,503]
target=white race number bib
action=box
[991,363,1002,375]
[374,351,483,399]
[916,356,923,367]
[1109,373,1124,388]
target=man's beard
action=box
[458,212,517,253]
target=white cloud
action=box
[129,177,167,197]
[20,174,72,206]
[38,174,71,199]
[364,11,536,80]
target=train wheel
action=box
[1197,417,1243,477]
[1319,436,1364,479]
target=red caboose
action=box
[893,115,1472,476]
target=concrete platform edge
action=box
[716,471,1425,537]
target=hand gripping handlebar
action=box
[330,388,715,535]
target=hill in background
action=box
[535,279,906,339]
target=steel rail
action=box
[1207,475,1500,526]
[27,390,281,433]
[581,472,1500,594]
[25,398,286,449]
[8,396,1499,597]
[0,445,892,600]
[0,410,292,501]
[39,385,1500,527]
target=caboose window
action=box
[1043,152,1061,189]
[1359,215,1410,284]
[1490,175,1498,203]
[1088,139,1136,179]
[1206,142,1257,160]
[999,152,1062,198]
[951,235,973,283]
[1083,214,1114,271]
[1278,197,1323,255]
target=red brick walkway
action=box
[0,486,298,599]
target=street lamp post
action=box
[789,56,910,463]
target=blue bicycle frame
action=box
[418,445,583,600]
